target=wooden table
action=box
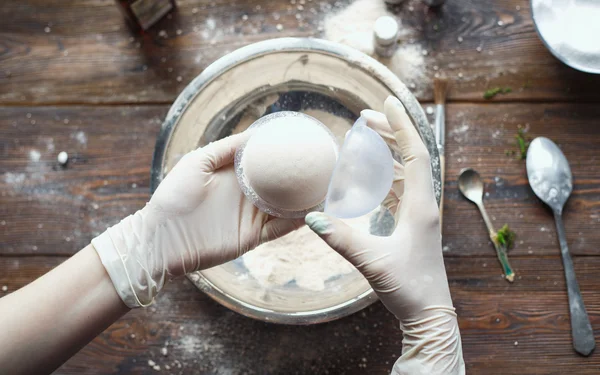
[2,1,600,374]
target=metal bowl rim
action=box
[188,272,378,325]
[151,37,440,324]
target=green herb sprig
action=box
[516,126,530,160]
[484,87,512,100]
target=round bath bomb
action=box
[242,113,338,212]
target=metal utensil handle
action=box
[554,210,596,356]
[476,202,495,238]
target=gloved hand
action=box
[306,96,465,375]
[92,132,303,308]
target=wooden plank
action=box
[2,0,600,105]
[0,105,166,255]
[442,102,600,257]
[2,255,600,374]
[3,103,600,256]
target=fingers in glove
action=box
[382,189,400,216]
[259,217,305,244]
[361,109,401,156]
[305,212,376,264]
[384,96,433,201]
[362,108,405,197]
[197,131,252,171]
[362,109,405,222]
[391,159,405,199]
[382,160,405,215]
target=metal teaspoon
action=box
[458,168,515,282]
[526,137,595,356]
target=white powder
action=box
[242,114,337,211]
[533,0,600,66]
[324,0,392,56]
[243,214,370,291]
[57,151,68,165]
[71,131,87,146]
[3,172,26,185]
[302,109,351,146]
[389,45,425,91]
[324,0,426,92]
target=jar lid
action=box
[374,16,400,46]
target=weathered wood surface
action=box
[2,0,600,104]
[3,103,600,257]
[3,0,600,374]
[2,256,600,374]
[0,105,165,255]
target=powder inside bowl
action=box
[241,114,338,211]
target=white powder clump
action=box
[57,151,68,165]
[242,114,337,211]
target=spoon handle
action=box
[492,242,515,282]
[553,210,595,356]
[476,203,515,282]
[476,202,495,237]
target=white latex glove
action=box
[305,96,465,375]
[92,132,303,308]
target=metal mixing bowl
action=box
[151,38,441,325]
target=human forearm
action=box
[0,245,130,375]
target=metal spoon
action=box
[458,168,515,282]
[526,137,595,357]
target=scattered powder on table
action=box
[324,0,426,91]
[29,150,41,162]
[389,44,426,88]
[3,172,26,185]
[71,131,87,146]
